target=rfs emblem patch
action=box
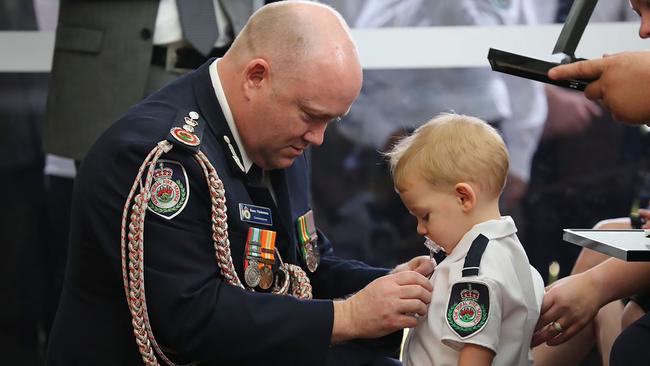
[147,160,189,219]
[446,281,490,339]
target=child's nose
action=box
[416,222,427,236]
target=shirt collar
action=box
[443,216,518,262]
[209,58,253,173]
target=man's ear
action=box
[454,182,476,212]
[242,58,270,99]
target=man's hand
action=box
[391,255,435,277]
[331,271,433,343]
[548,51,650,124]
[531,273,602,347]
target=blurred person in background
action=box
[521,0,641,286]
[315,0,546,268]
[0,1,48,365]
[531,1,650,365]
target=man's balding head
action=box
[217,1,362,170]
[226,1,359,76]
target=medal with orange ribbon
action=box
[244,227,276,289]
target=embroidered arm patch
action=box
[147,159,190,220]
[446,281,490,339]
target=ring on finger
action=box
[552,321,564,333]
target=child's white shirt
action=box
[402,216,544,366]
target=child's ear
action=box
[454,183,476,212]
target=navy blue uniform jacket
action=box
[47,60,391,365]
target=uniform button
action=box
[140,28,152,40]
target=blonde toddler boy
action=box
[387,113,544,366]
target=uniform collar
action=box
[443,216,518,262]
[209,58,253,174]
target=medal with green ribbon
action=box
[296,210,319,272]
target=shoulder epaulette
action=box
[461,234,489,277]
[166,109,206,153]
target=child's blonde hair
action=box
[387,113,509,198]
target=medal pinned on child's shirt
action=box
[296,210,319,272]
[424,237,446,269]
[243,227,276,289]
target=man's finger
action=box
[531,326,556,347]
[395,313,420,330]
[535,294,557,331]
[531,331,545,347]
[393,271,433,291]
[535,302,563,333]
[397,298,429,317]
[548,58,606,81]
[413,260,435,277]
[583,80,604,101]
[398,284,433,303]
[546,324,577,346]
[536,308,561,333]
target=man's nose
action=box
[303,122,327,146]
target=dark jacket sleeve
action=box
[310,229,389,300]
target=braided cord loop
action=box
[121,141,312,365]
[287,264,313,300]
[195,151,244,287]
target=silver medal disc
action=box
[306,243,320,272]
[245,261,261,288]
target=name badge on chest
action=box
[239,203,273,226]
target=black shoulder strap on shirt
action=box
[461,234,489,277]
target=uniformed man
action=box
[46,2,434,365]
